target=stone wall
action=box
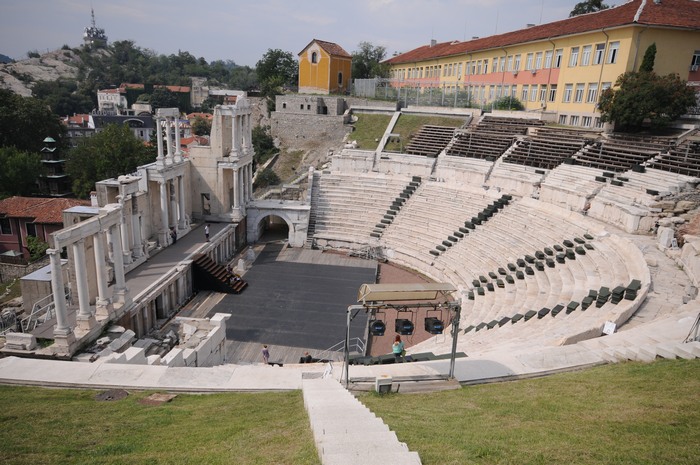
[270,112,348,150]
[0,256,49,283]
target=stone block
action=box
[4,332,37,351]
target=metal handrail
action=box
[20,288,71,332]
[315,337,366,361]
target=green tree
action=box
[598,71,697,132]
[26,235,49,262]
[150,87,180,110]
[493,96,525,111]
[352,42,389,79]
[252,125,277,164]
[0,89,66,152]
[66,123,155,198]
[255,49,297,87]
[640,43,657,73]
[32,80,94,116]
[253,167,281,190]
[191,116,212,136]
[0,147,44,197]
[570,0,609,16]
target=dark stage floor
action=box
[213,243,376,352]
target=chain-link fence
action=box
[352,78,509,111]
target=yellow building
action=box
[298,39,352,95]
[385,0,700,127]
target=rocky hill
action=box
[0,47,109,97]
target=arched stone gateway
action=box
[246,201,310,247]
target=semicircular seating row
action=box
[310,172,650,356]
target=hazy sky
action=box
[1,0,596,66]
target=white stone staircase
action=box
[302,377,422,465]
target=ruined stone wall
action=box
[270,112,348,150]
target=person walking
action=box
[261,345,270,364]
[392,335,405,363]
[204,223,210,242]
[170,227,177,244]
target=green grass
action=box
[360,359,700,465]
[384,114,466,152]
[274,149,306,183]
[349,113,392,150]
[0,387,320,465]
[0,278,21,305]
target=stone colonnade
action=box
[49,204,129,351]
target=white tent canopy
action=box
[357,283,456,303]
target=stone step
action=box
[322,450,422,465]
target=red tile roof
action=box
[386,0,700,65]
[299,39,352,58]
[155,85,191,93]
[187,112,213,120]
[0,197,91,224]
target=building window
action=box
[548,85,557,102]
[569,47,579,67]
[574,83,585,103]
[594,43,605,65]
[499,57,506,72]
[338,72,343,85]
[530,86,538,102]
[492,57,498,72]
[544,50,553,68]
[311,51,318,63]
[690,51,700,68]
[483,60,489,74]
[307,104,311,110]
[581,45,592,66]
[300,104,304,110]
[582,116,592,127]
[522,85,529,101]
[563,84,573,103]
[586,83,599,103]
[554,49,563,68]
[594,117,603,128]
[525,53,533,70]
[507,55,513,71]
[282,102,287,109]
[601,81,612,92]
[559,115,568,125]
[570,115,580,126]
[458,63,462,76]
[0,218,10,235]
[489,85,495,100]
[535,52,543,69]
[539,85,547,102]
[514,54,521,70]
[26,223,36,237]
[607,41,620,64]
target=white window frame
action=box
[544,50,553,68]
[574,83,585,103]
[607,41,620,64]
[563,84,573,103]
[581,45,592,66]
[535,52,543,69]
[569,47,579,67]
[586,83,598,103]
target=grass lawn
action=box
[360,359,700,465]
[384,114,466,152]
[349,113,392,150]
[0,387,320,465]
[0,278,21,305]
[274,149,306,183]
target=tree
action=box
[493,96,525,111]
[570,0,609,16]
[26,235,49,262]
[0,147,44,197]
[598,71,697,132]
[253,167,281,190]
[149,87,180,110]
[352,42,389,79]
[640,43,657,73]
[252,125,277,164]
[0,89,66,152]
[255,49,297,87]
[191,116,212,136]
[66,123,155,198]
[32,80,94,116]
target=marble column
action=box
[248,164,254,200]
[159,181,169,243]
[73,239,96,330]
[131,196,143,258]
[119,195,132,264]
[165,117,174,163]
[169,180,177,229]
[233,168,240,208]
[93,231,113,317]
[174,116,182,162]
[230,114,239,157]
[177,175,186,229]
[156,117,164,168]
[48,248,71,337]
[108,225,130,306]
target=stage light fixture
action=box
[395,318,414,335]
[369,319,386,336]
[424,317,444,334]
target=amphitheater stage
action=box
[212,243,376,360]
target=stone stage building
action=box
[9,98,312,358]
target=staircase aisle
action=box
[302,377,422,465]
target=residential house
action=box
[298,39,352,95]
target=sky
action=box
[1,0,594,66]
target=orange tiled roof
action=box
[299,39,352,58]
[187,112,213,120]
[0,197,91,224]
[386,0,700,65]
[155,85,191,93]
